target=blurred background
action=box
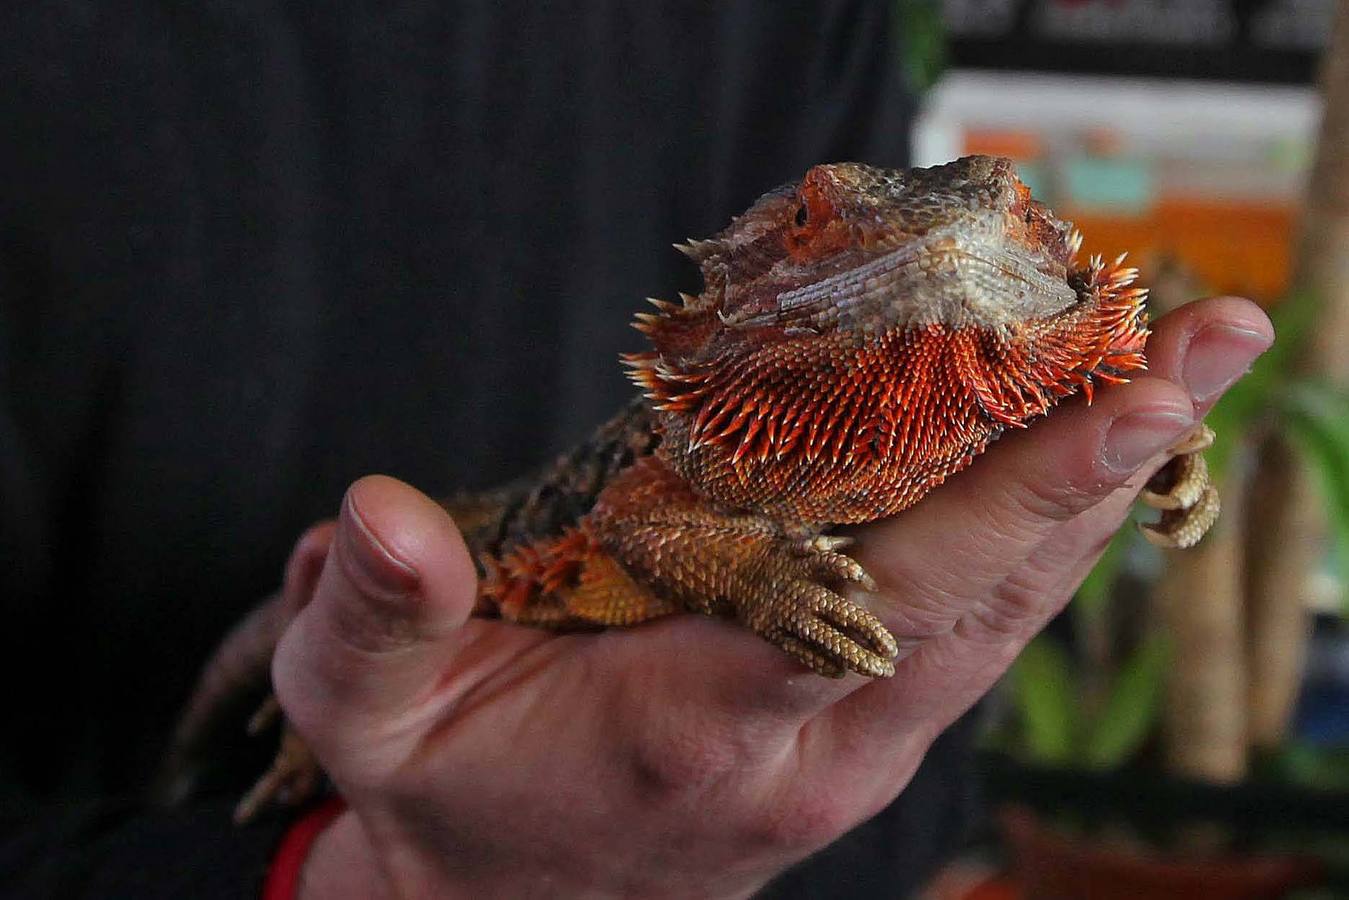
[905,2,1349,899]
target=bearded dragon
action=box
[163,156,1217,820]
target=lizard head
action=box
[673,155,1083,337]
[625,156,1149,513]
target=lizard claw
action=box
[794,535,877,589]
[808,549,879,591]
[794,535,878,589]
[799,534,854,553]
[797,588,898,677]
[1168,422,1215,456]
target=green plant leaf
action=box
[1083,632,1170,769]
[1278,380,1349,602]
[1264,289,1319,372]
[1009,636,1078,765]
[1074,525,1131,627]
[1204,378,1261,481]
[1266,741,1349,791]
[894,0,947,92]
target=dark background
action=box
[0,1,916,801]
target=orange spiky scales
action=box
[626,157,1150,523]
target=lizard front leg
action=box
[489,457,898,678]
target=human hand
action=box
[275,296,1271,899]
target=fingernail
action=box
[1183,324,1273,402]
[1101,410,1194,474]
[342,492,420,596]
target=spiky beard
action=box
[624,252,1149,474]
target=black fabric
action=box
[0,2,971,896]
[765,711,982,899]
[0,800,288,900]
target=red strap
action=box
[262,797,348,900]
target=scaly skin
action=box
[163,155,1218,820]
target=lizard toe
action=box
[1140,483,1221,550]
[1136,423,1220,549]
[1139,448,1210,511]
[805,548,879,591]
[780,584,898,678]
[769,628,847,678]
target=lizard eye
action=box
[794,202,809,227]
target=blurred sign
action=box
[914,71,1320,300]
[942,0,1334,83]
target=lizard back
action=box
[445,396,659,569]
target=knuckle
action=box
[1001,472,1103,526]
[961,571,1056,640]
[873,556,968,635]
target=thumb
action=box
[272,474,478,773]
